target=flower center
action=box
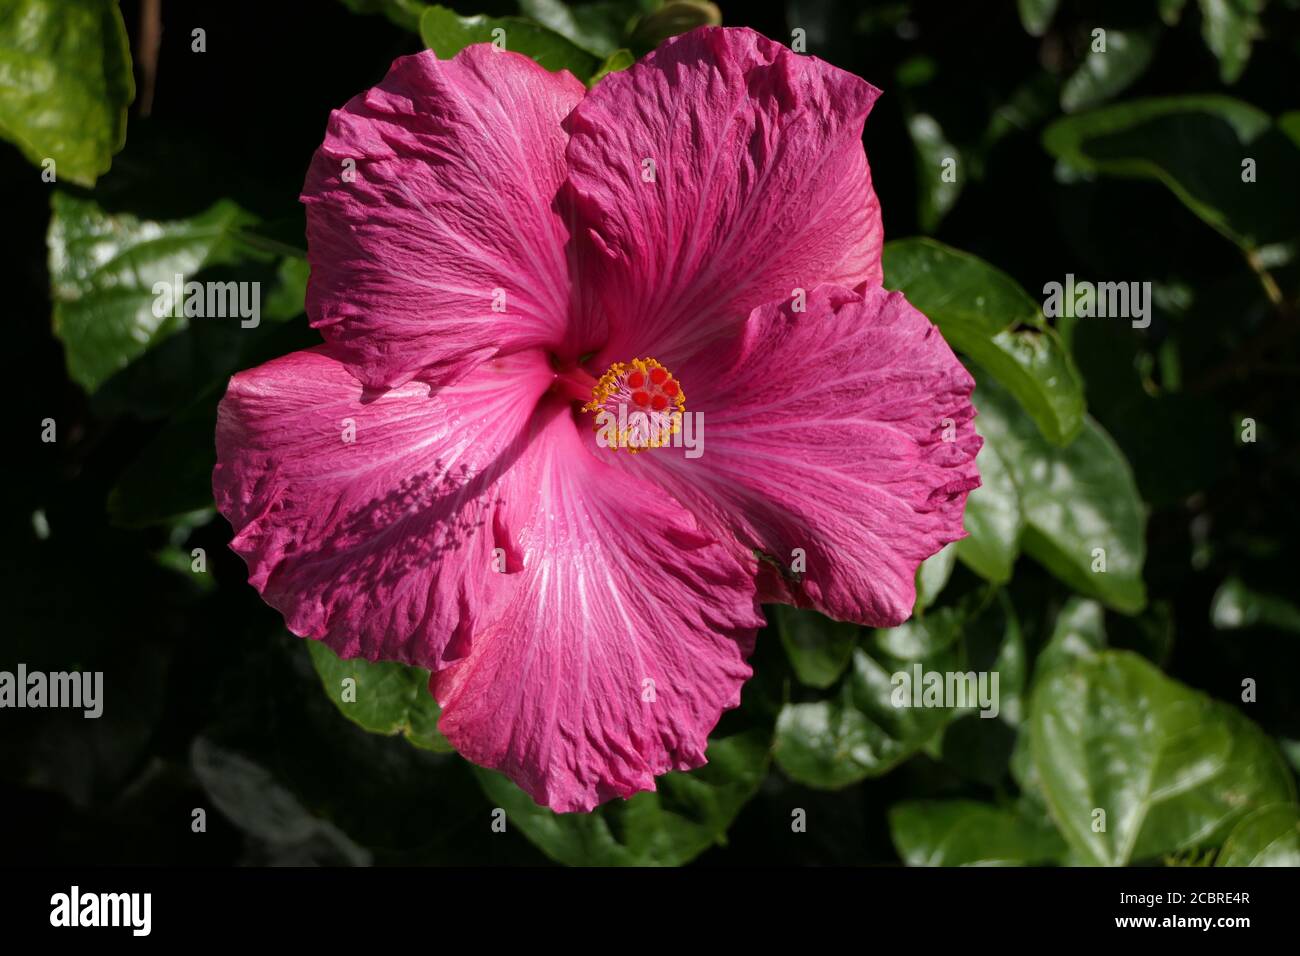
[581,357,686,452]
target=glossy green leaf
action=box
[914,543,957,611]
[956,433,1021,584]
[775,610,975,789]
[890,799,1067,865]
[883,238,1086,446]
[1210,577,1300,633]
[1043,96,1300,250]
[1196,0,1264,84]
[519,0,654,57]
[419,5,599,77]
[1016,0,1058,36]
[1036,597,1106,678]
[1060,29,1157,113]
[474,720,769,866]
[47,193,271,392]
[0,0,134,186]
[1216,804,1300,867]
[1030,650,1295,865]
[977,378,1147,614]
[773,604,858,690]
[907,114,962,232]
[306,640,454,753]
[589,47,635,85]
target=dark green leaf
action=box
[1060,29,1157,113]
[1030,650,1295,865]
[419,5,599,77]
[1196,0,1264,84]
[1043,96,1300,250]
[883,238,1086,446]
[773,604,858,689]
[627,0,720,53]
[306,640,454,753]
[956,433,1021,584]
[775,609,978,789]
[906,114,962,233]
[890,799,1067,865]
[588,47,635,85]
[519,0,654,57]
[47,193,270,392]
[0,0,134,186]
[976,378,1147,614]
[914,543,956,611]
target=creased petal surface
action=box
[563,26,883,366]
[302,47,585,389]
[213,346,554,670]
[606,285,981,627]
[433,402,763,812]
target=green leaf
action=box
[0,0,134,186]
[1060,29,1157,113]
[306,640,454,753]
[914,543,956,611]
[1196,0,1265,84]
[474,720,769,866]
[1210,577,1300,633]
[976,378,1148,614]
[774,610,975,789]
[773,604,858,690]
[1216,804,1300,867]
[906,114,962,233]
[889,799,1067,865]
[883,238,1086,447]
[588,48,635,86]
[627,0,720,53]
[519,0,654,57]
[1035,596,1106,679]
[419,5,599,77]
[956,433,1022,584]
[47,192,272,392]
[1016,0,1058,36]
[1030,650,1295,865]
[1043,96,1300,251]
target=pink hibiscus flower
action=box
[213,27,980,812]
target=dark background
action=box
[4,0,1298,865]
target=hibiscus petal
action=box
[302,46,585,389]
[563,26,883,366]
[213,346,554,669]
[606,285,981,628]
[432,401,763,813]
